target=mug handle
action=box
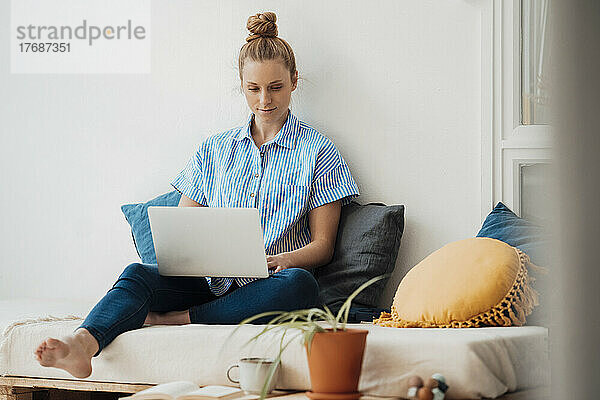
[227,364,239,384]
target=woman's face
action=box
[241,59,298,125]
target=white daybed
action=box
[0,299,549,400]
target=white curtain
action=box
[522,0,550,124]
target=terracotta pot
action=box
[305,328,369,394]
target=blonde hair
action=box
[238,12,297,81]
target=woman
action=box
[34,12,359,379]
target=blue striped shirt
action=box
[170,109,359,295]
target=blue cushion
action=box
[121,190,182,264]
[476,202,550,326]
[476,202,548,266]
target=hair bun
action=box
[246,12,278,42]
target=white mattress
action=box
[0,298,549,399]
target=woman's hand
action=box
[267,252,295,273]
[266,200,342,274]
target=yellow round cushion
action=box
[375,237,539,328]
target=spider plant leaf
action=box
[237,310,288,327]
[258,332,302,400]
[304,325,321,355]
[260,346,283,400]
[306,308,327,323]
[323,304,336,321]
[335,275,390,328]
[247,314,287,342]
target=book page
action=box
[180,386,242,398]
[121,381,199,400]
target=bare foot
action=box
[34,329,98,379]
[144,310,191,325]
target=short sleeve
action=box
[308,140,360,211]
[170,142,208,206]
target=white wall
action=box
[0,0,482,307]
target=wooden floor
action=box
[0,377,550,400]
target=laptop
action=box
[147,206,269,278]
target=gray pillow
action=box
[313,201,405,309]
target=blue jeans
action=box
[77,263,320,357]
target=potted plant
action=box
[230,275,388,400]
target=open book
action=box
[120,382,245,400]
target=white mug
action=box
[227,357,280,395]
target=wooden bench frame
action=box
[0,376,550,400]
[0,377,151,399]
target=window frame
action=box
[481,0,553,219]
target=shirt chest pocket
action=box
[215,174,253,208]
[262,184,311,217]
